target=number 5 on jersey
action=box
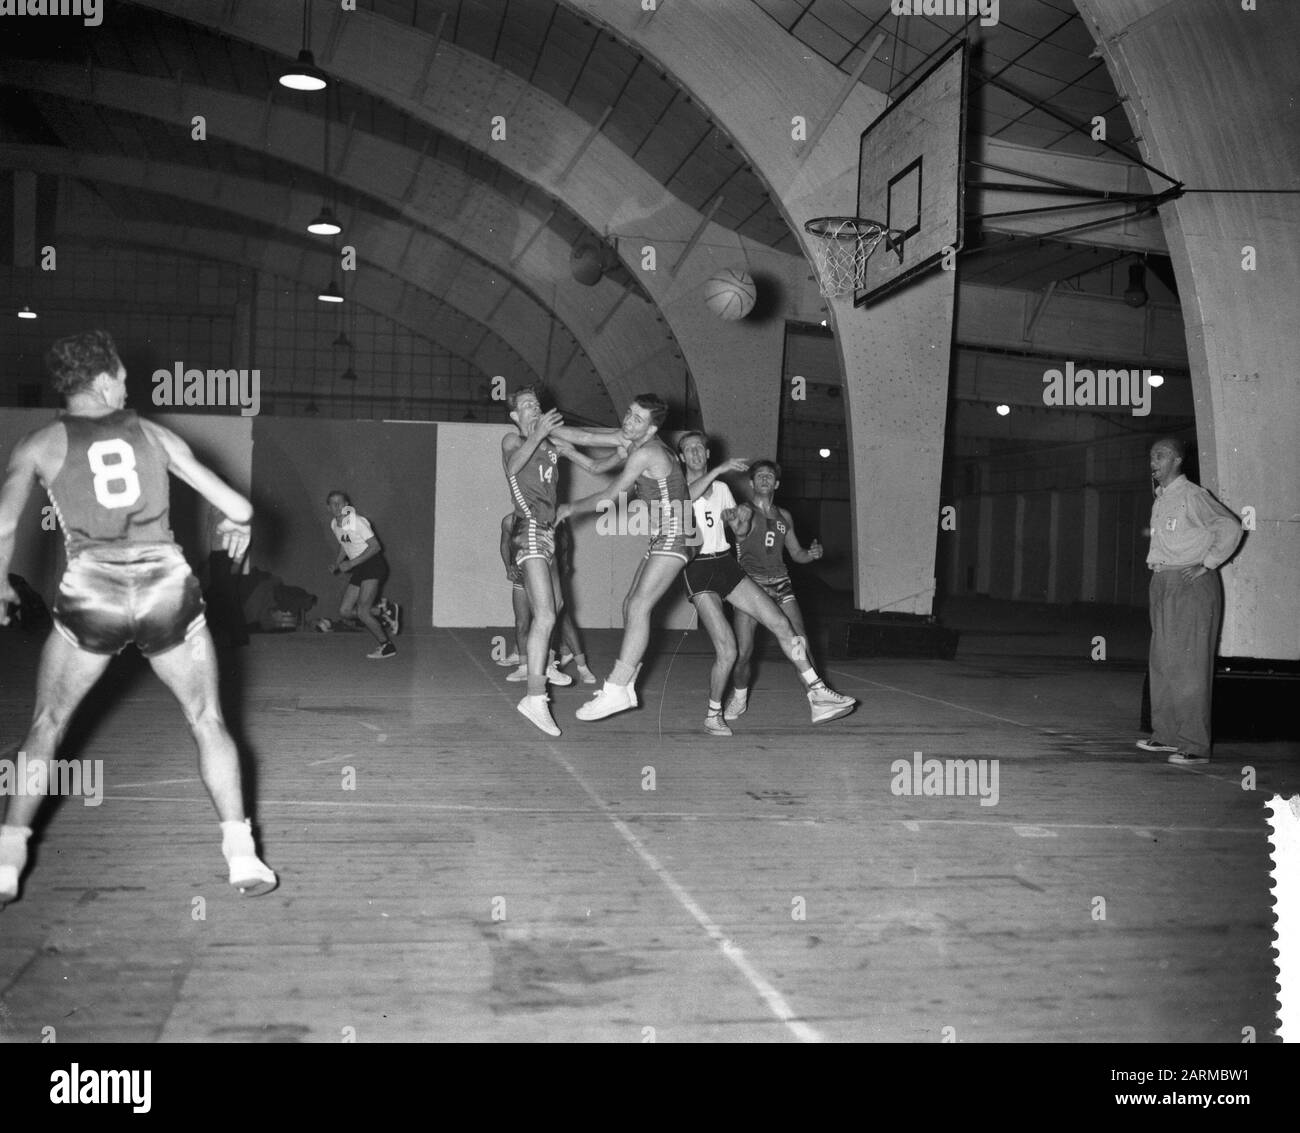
[88,439,142,508]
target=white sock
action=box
[220,818,256,860]
[0,824,33,868]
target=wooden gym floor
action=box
[0,622,1290,1043]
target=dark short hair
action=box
[1150,436,1185,460]
[46,330,121,396]
[509,384,546,412]
[676,430,707,456]
[632,393,668,428]
[750,459,782,481]
[326,490,352,506]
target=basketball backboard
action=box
[856,42,968,307]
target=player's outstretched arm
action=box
[141,420,252,523]
[551,424,631,448]
[557,446,651,523]
[782,507,823,563]
[0,435,43,622]
[551,437,627,476]
[140,419,252,560]
[688,457,749,501]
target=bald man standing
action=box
[1138,438,1243,765]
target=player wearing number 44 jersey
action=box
[0,330,276,909]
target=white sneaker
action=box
[576,682,636,721]
[228,855,278,897]
[518,695,561,736]
[546,662,573,686]
[381,601,401,637]
[724,693,748,721]
[505,664,529,682]
[705,711,733,737]
[808,685,856,724]
[496,651,521,668]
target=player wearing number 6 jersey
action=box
[727,459,827,721]
[0,330,276,909]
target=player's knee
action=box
[716,639,738,668]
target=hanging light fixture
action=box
[308,206,341,236]
[307,83,342,236]
[280,2,327,91]
[333,329,352,348]
[1124,260,1149,308]
[16,305,38,319]
[341,366,358,382]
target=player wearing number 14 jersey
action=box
[0,330,276,909]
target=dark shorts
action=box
[751,574,796,605]
[53,544,206,657]
[345,554,390,586]
[512,516,555,567]
[684,551,747,601]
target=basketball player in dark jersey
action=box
[0,330,276,908]
[728,459,825,721]
[556,393,702,721]
[678,434,855,733]
[503,386,621,736]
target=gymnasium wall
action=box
[432,423,694,632]
[247,418,437,628]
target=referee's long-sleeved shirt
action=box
[1146,474,1243,570]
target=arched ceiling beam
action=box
[1,142,613,421]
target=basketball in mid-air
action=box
[703,268,757,320]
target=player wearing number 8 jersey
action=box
[0,330,276,909]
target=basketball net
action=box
[804,217,897,299]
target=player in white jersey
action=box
[678,433,856,732]
[327,491,399,659]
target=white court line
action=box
[110,777,202,789]
[827,668,1041,730]
[446,628,824,1043]
[94,795,1265,838]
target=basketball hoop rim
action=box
[804,216,888,240]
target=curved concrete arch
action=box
[133,0,812,444]
[2,142,615,420]
[1075,0,1300,659]
[10,58,693,424]
[54,216,546,403]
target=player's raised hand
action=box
[0,576,17,626]
[808,538,824,560]
[534,409,564,437]
[722,458,750,474]
[217,517,251,562]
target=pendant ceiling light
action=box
[280,2,327,91]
